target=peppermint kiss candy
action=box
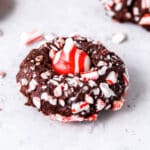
[52,38,91,74]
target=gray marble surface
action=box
[0,0,150,149]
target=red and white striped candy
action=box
[52,38,91,74]
[81,71,99,81]
[112,97,125,111]
[20,30,44,45]
[106,71,117,85]
[71,101,89,114]
[123,72,129,86]
[141,0,150,9]
[139,14,150,25]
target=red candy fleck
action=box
[80,102,89,109]
[106,79,114,85]
[52,38,91,74]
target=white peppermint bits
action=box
[98,66,107,76]
[59,99,65,107]
[106,71,117,85]
[85,94,94,104]
[32,97,41,109]
[41,92,57,105]
[97,61,107,67]
[112,33,127,44]
[96,99,106,111]
[28,79,38,92]
[20,30,43,45]
[49,98,57,106]
[72,101,89,114]
[100,83,115,98]
[81,71,99,81]
[41,92,49,101]
[41,71,50,79]
[20,78,28,86]
[54,85,63,97]
[92,88,100,96]
[88,80,97,87]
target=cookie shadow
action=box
[0,0,16,20]
[96,64,147,123]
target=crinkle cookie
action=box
[16,35,129,122]
[102,0,150,31]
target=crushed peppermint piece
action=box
[59,99,65,107]
[85,94,94,104]
[64,84,68,90]
[0,71,6,79]
[92,88,100,95]
[139,13,150,25]
[72,101,89,114]
[81,71,99,81]
[28,79,38,92]
[105,104,112,110]
[44,33,56,41]
[41,92,57,105]
[112,33,127,44]
[67,77,78,87]
[100,83,115,98]
[88,80,97,87]
[123,72,129,86]
[112,98,125,111]
[96,99,106,111]
[48,79,59,86]
[32,97,41,109]
[20,78,28,86]
[97,61,107,67]
[49,49,56,59]
[98,66,107,76]
[20,30,44,45]
[54,85,63,97]
[49,98,57,105]
[41,92,49,101]
[106,71,117,85]
[41,71,50,79]
[49,114,97,122]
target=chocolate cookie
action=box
[16,35,129,122]
[102,0,150,31]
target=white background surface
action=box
[0,0,150,149]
